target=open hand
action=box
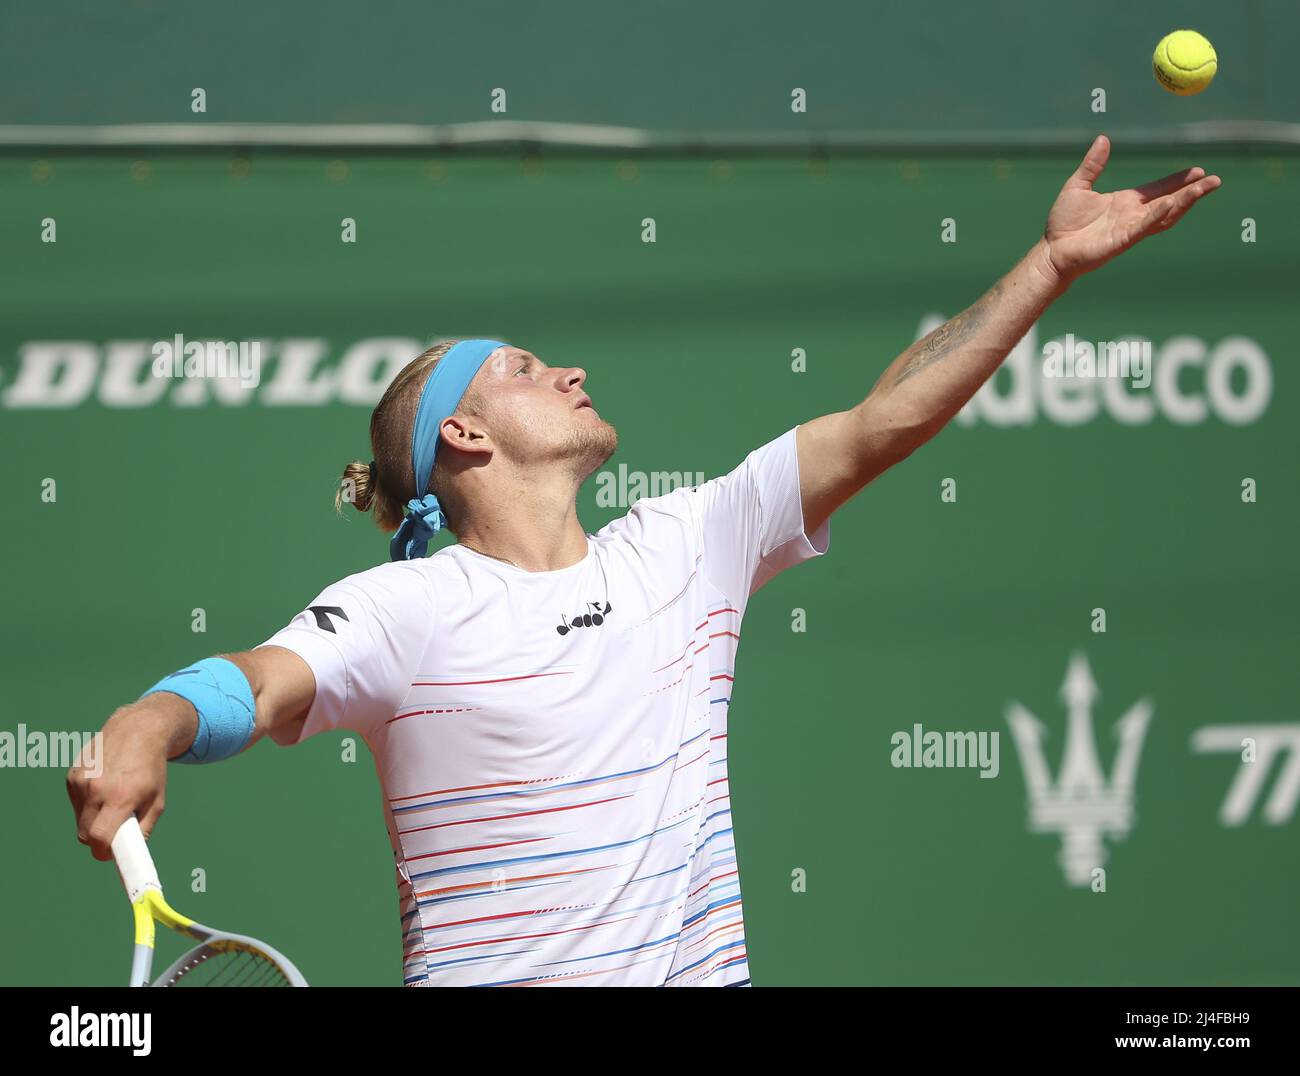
[1042,134,1221,285]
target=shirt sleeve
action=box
[255,561,436,745]
[689,425,831,606]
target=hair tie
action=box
[389,494,446,561]
[367,459,377,489]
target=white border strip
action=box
[0,120,1297,150]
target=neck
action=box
[454,471,589,573]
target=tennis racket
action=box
[111,816,308,987]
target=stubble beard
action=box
[561,417,619,484]
[493,408,620,485]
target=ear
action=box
[438,414,493,457]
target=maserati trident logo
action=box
[1005,652,1153,887]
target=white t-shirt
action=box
[260,426,829,986]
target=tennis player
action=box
[68,137,1219,986]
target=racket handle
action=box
[111,817,162,903]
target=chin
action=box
[567,415,618,477]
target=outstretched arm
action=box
[66,646,315,860]
[796,134,1222,535]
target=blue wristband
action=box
[142,657,255,764]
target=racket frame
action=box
[111,817,307,987]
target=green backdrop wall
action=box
[1,0,1293,134]
[1,150,1297,984]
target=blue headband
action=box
[389,338,507,561]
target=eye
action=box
[514,364,529,377]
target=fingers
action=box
[67,764,96,849]
[66,764,86,818]
[70,778,108,857]
[1064,134,1111,191]
[139,800,166,841]
[87,804,135,862]
[67,754,168,860]
[67,709,173,860]
[1135,166,1206,202]
[1143,173,1222,232]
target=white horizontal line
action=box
[0,120,1296,149]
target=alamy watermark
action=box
[1042,334,1152,387]
[151,334,261,389]
[595,465,706,508]
[891,723,999,778]
[1,725,102,776]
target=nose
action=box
[557,367,587,393]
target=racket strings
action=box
[166,944,294,987]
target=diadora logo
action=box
[1004,652,1154,888]
[556,600,613,636]
[308,606,349,634]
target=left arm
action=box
[796,134,1221,535]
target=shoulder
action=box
[331,557,437,592]
[592,483,700,547]
[310,557,440,620]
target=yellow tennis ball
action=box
[1153,30,1218,96]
